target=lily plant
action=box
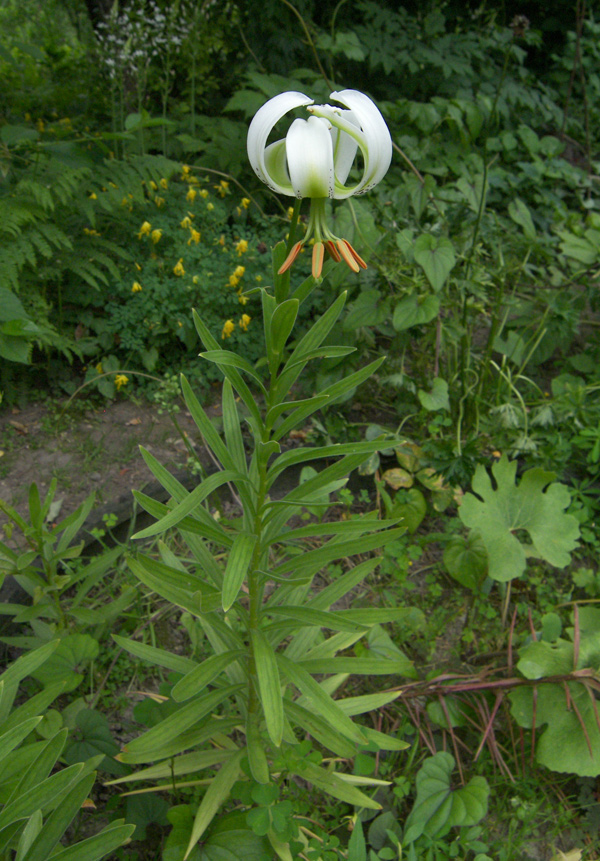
[247,89,392,278]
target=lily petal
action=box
[286,116,335,199]
[331,109,360,186]
[247,91,313,195]
[331,89,392,195]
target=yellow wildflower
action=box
[229,274,240,288]
[214,180,229,197]
[109,181,118,189]
[233,265,245,279]
[287,207,295,220]
[180,216,192,229]
[188,229,201,245]
[186,187,197,203]
[221,319,235,339]
[149,180,158,191]
[151,229,162,244]
[177,320,183,327]
[237,290,248,305]
[241,198,250,209]
[239,314,251,332]
[132,281,142,293]
[121,196,129,207]
[95,362,103,373]
[199,189,209,199]
[217,235,225,246]
[236,207,242,217]
[192,275,199,284]
[173,259,185,277]
[36,118,44,132]
[83,227,101,236]
[160,177,168,189]
[181,164,191,177]
[236,239,248,256]
[138,221,152,238]
[89,192,97,200]
[255,275,263,282]
[115,374,129,390]
[135,262,142,271]
[155,196,165,207]
[207,202,214,211]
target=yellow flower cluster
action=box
[235,239,248,256]
[222,319,235,339]
[132,281,142,293]
[214,180,230,198]
[188,229,201,245]
[239,314,251,332]
[151,229,162,244]
[83,227,101,237]
[236,198,251,216]
[173,259,185,277]
[186,187,197,203]
[115,374,129,390]
[138,221,152,238]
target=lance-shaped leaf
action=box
[277,654,367,744]
[246,712,270,784]
[222,379,247,475]
[128,556,221,617]
[295,762,382,810]
[222,533,257,612]
[284,700,356,758]
[266,439,391,486]
[120,685,243,761]
[43,822,136,861]
[118,718,240,765]
[133,469,246,540]
[171,651,245,702]
[106,750,232,785]
[299,657,415,678]
[20,771,96,861]
[264,606,368,634]
[269,298,299,375]
[252,630,284,747]
[403,752,489,843]
[185,748,245,857]
[459,455,579,582]
[199,350,267,394]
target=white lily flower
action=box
[247,89,392,278]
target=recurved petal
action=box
[247,91,313,195]
[330,89,392,196]
[330,109,360,186]
[286,116,335,199]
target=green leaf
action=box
[403,752,489,843]
[508,198,536,239]
[185,749,245,855]
[63,710,119,767]
[171,651,245,702]
[343,290,389,331]
[132,469,245,540]
[222,380,247,475]
[30,635,99,692]
[295,762,382,810]
[418,377,449,411]
[112,634,198,675]
[393,294,439,332]
[284,700,356,758]
[298,657,416,677]
[277,655,366,745]
[348,818,366,861]
[46,823,136,861]
[269,299,299,374]
[246,713,270,784]
[252,630,284,747]
[459,455,580,582]
[443,532,488,591]
[200,351,266,392]
[222,533,257,612]
[121,686,243,761]
[413,235,456,291]
[391,488,427,534]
